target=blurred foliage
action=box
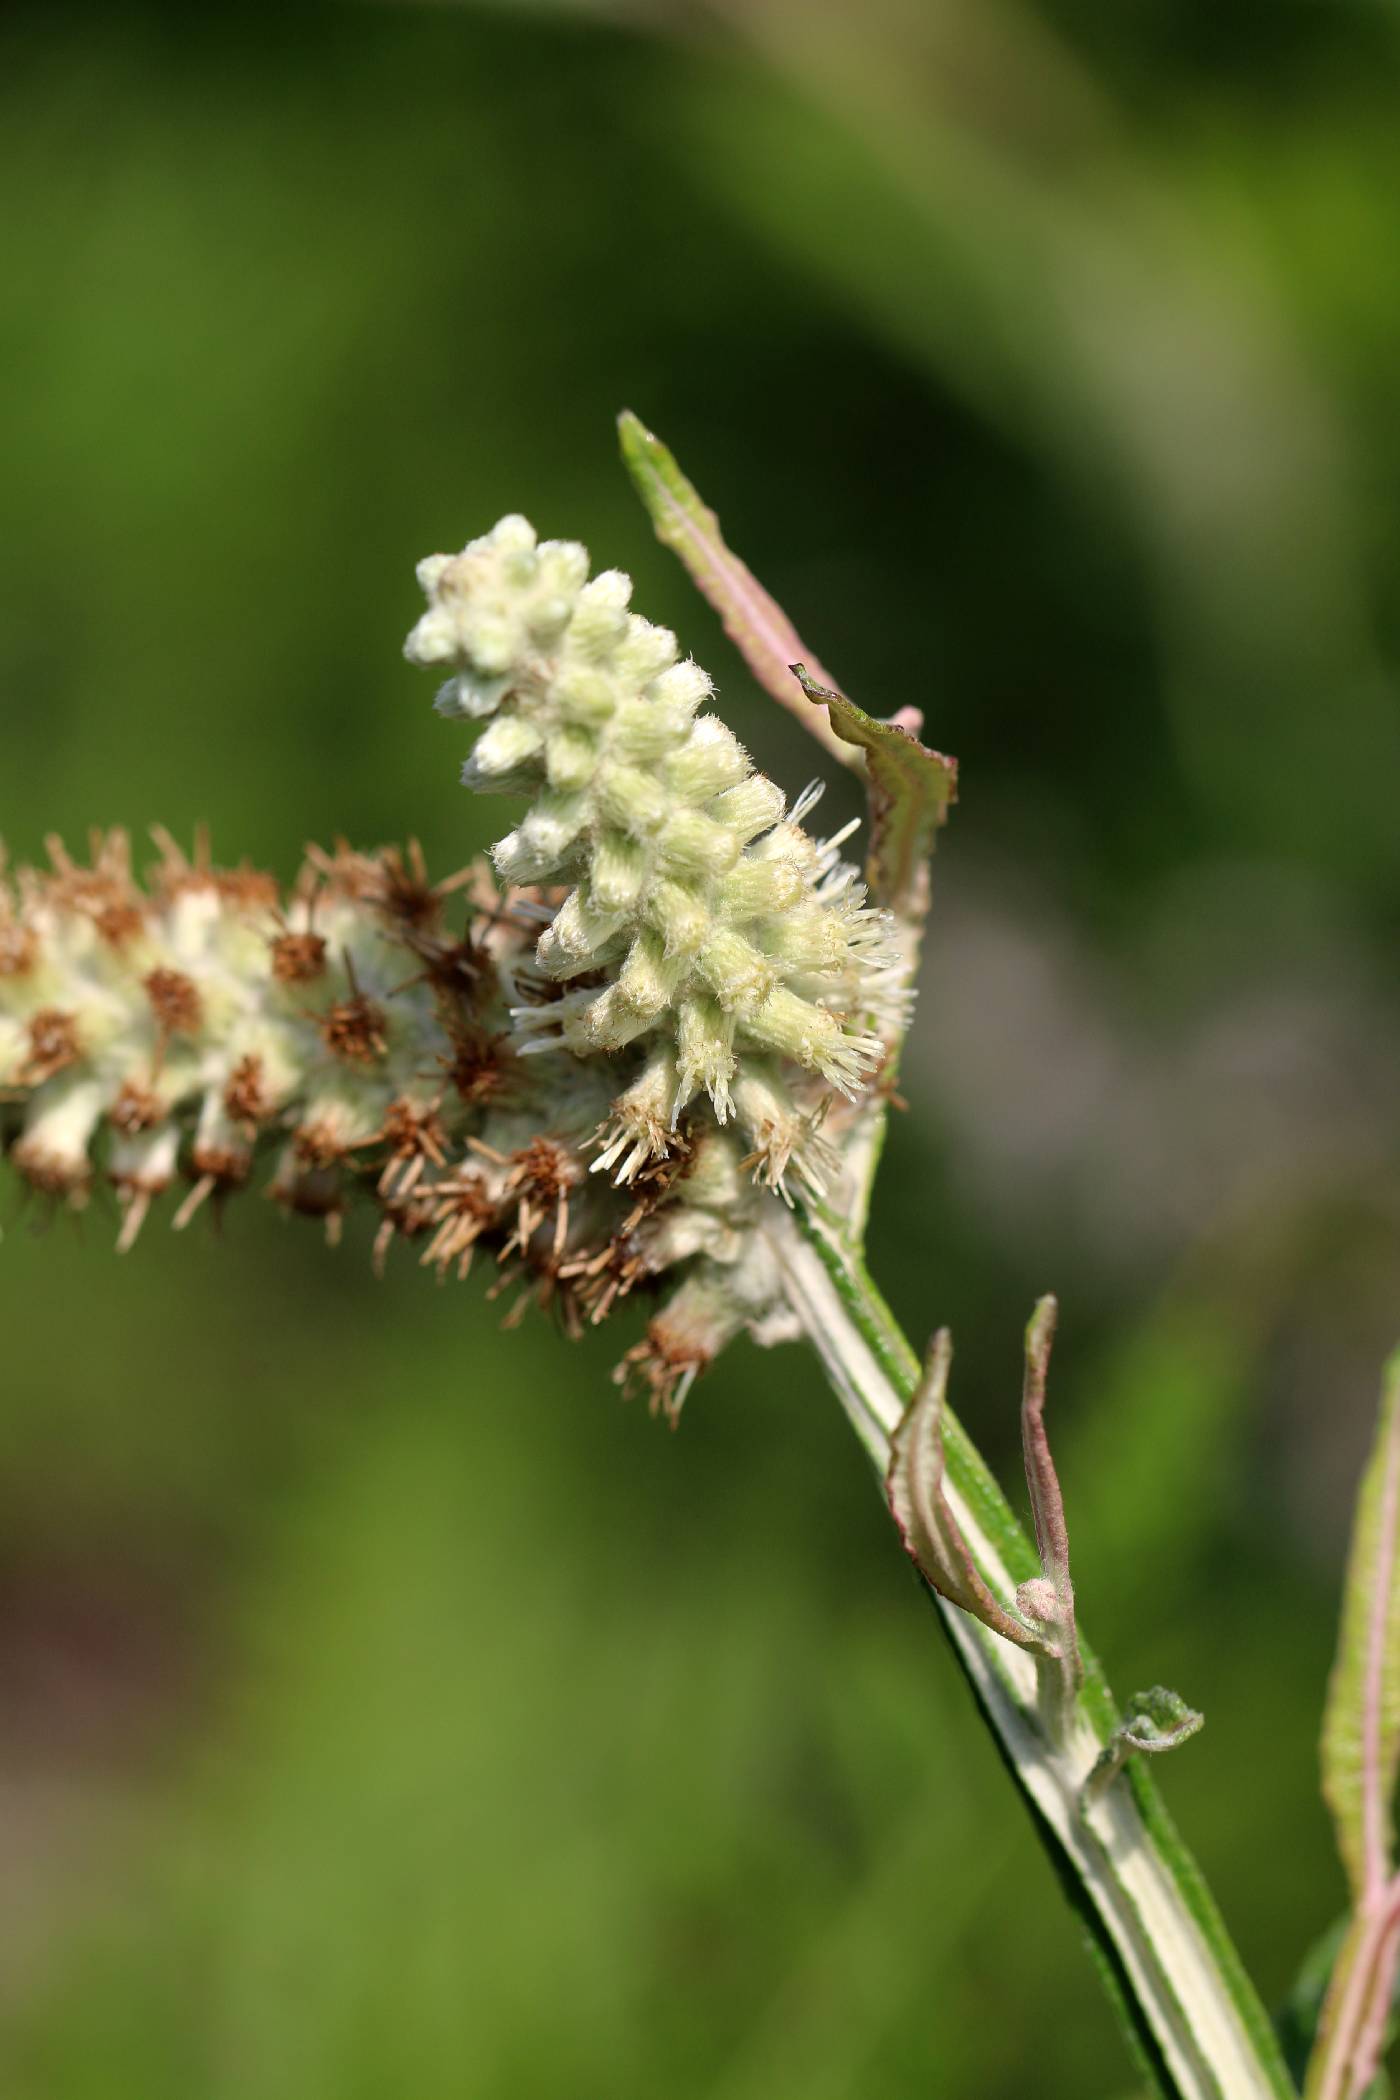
[1,1,1398,2093]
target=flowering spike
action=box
[406,517,900,1154]
[0,832,804,1411]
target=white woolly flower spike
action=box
[406,515,898,1193]
[0,832,797,1409]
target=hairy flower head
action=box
[0,831,792,1414]
[405,514,900,1197]
[0,511,911,1421]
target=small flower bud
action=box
[594,764,667,838]
[718,857,804,921]
[536,887,626,978]
[675,995,736,1120]
[614,932,682,1023]
[569,569,633,651]
[709,775,786,844]
[590,833,646,915]
[662,718,749,804]
[654,809,740,881]
[696,928,776,1016]
[544,727,598,793]
[643,881,710,960]
[464,715,544,784]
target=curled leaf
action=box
[1083,1687,1205,1810]
[887,1329,1044,1653]
[790,665,956,917]
[1018,1294,1082,1696]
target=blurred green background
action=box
[2,1,1398,2093]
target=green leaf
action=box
[618,410,957,917]
[1322,1346,1400,1903]
[789,664,956,917]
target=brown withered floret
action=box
[0,920,38,977]
[10,1136,91,1202]
[93,900,146,947]
[310,839,474,936]
[408,931,489,1002]
[43,832,144,942]
[108,1080,163,1135]
[24,1009,80,1082]
[372,841,451,931]
[189,1144,250,1191]
[511,1134,578,1204]
[471,1133,583,1263]
[560,1232,650,1328]
[292,1119,351,1171]
[375,1095,447,1202]
[614,1322,711,1425]
[143,827,277,919]
[441,1026,512,1107]
[143,967,203,1039]
[421,1168,499,1281]
[214,867,279,913]
[372,1184,440,1277]
[223,1053,271,1130]
[270,930,328,984]
[320,989,389,1064]
[170,1145,253,1235]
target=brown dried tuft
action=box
[491,1134,582,1262]
[293,1119,350,1170]
[560,1232,650,1327]
[376,1096,447,1201]
[0,920,38,977]
[372,1185,440,1276]
[510,1136,578,1206]
[310,839,473,936]
[222,1053,270,1129]
[320,990,388,1064]
[442,1027,510,1107]
[143,967,203,1039]
[215,866,279,913]
[24,1009,80,1082]
[108,1080,163,1135]
[189,1143,250,1189]
[11,1136,91,1202]
[614,1322,711,1425]
[271,930,328,984]
[373,841,446,931]
[44,832,143,942]
[421,1169,499,1281]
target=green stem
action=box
[763,1200,1296,2100]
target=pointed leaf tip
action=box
[616,412,855,771]
[1322,1345,1400,1904]
[618,415,958,921]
